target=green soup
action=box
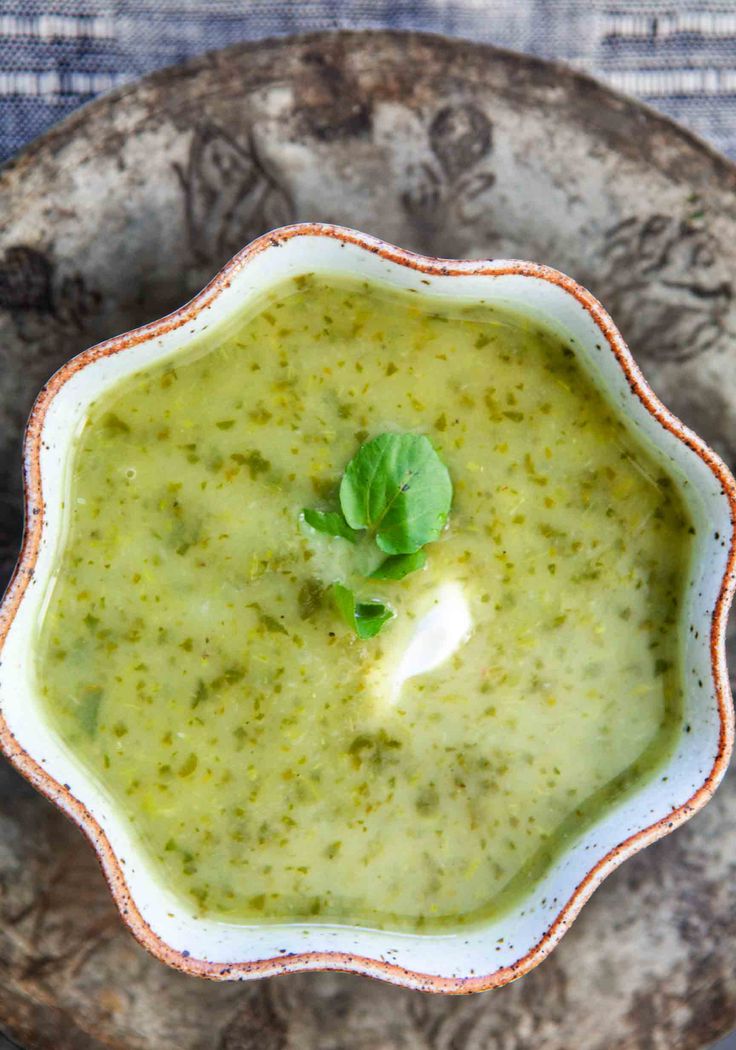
[36,274,692,931]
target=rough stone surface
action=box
[0,30,734,1049]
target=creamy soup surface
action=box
[36,274,692,931]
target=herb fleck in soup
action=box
[36,274,692,931]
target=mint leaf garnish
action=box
[369,550,427,580]
[339,433,452,554]
[332,583,394,640]
[302,508,359,544]
[300,433,452,639]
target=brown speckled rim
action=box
[0,222,734,994]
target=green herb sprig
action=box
[331,583,395,640]
[301,432,452,638]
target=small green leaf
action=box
[298,578,324,620]
[259,613,288,635]
[370,549,427,580]
[101,412,130,435]
[232,449,271,480]
[178,753,198,777]
[248,602,289,635]
[302,508,359,544]
[78,688,103,737]
[331,582,354,624]
[339,433,452,554]
[332,583,394,639]
[191,678,209,709]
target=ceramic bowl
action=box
[0,223,734,993]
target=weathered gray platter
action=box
[0,30,735,1050]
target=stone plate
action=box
[0,30,735,1050]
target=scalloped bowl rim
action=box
[0,223,734,993]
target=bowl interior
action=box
[0,229,731,984]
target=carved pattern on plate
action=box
[0,244,101,340]
[598,214,732,362]
[402,103,496,240]
[175,124,294,267]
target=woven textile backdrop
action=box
[1,0,736,164]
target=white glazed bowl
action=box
[0,224,734,992]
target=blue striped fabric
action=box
[0,1,736,164]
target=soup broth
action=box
[36,274,692,931]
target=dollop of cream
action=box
[390,581,473,701]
